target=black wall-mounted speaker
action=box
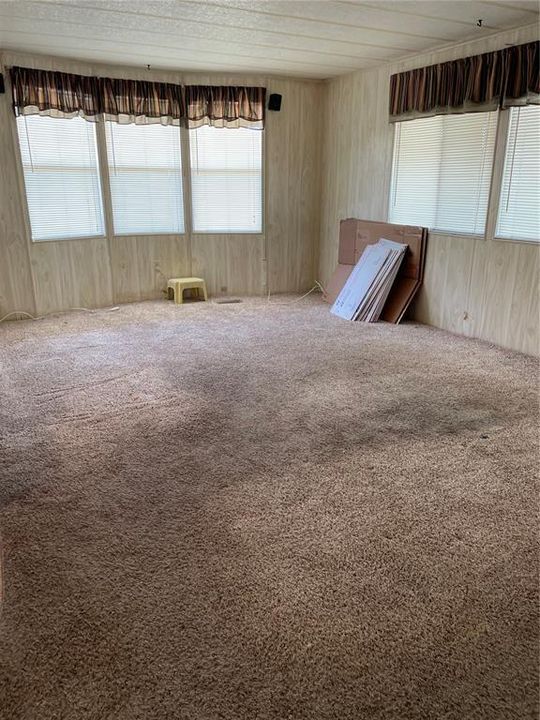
[268,93,282,111]
[0,74,5,95]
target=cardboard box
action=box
[325,218,428,323]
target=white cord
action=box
[266,280,326,305]
[0,306,121,324]
[0,311,40,323]
[1,283,326,324]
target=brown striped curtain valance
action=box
[100,78,185,125]
[389,41,540,122]
[10,67,266,128]
[10,66,103,121]
[185,85,266,129]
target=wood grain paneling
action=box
[266,78,322,293]
[413,232,539,356]
[110,235,190,303]
[191,235,264,296]
[416,234,477,337]
[506,243,539,356]
[0,57,36,318]
[0,50,322,316]
[29,237,113,314]
[318,24,540,355]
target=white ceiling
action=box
[0,0,538,79]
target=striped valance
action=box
[10,67,102,120]
[100,77,185,125]
[185,85,266,129]
[389,41,540,122]
[10,66,266,128]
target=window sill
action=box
[112,231,187,238]
[429,229,485,240]
[493,235,540,245]
[31,235,106,244]
[191,230,263,236]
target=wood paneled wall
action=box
[318,24,539,356]
[0,51,322,317]
[0,69,36,318]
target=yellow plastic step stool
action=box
[167,277,208,304]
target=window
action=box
[190,126,262,233]
[17,115,104,241]
[389,112,497,235]
[496,106,540,242]
[105,122,185,235]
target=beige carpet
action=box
[0,296,538,720]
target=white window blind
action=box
[16,115,104,241]
[105,122,185,235]
[190,126,262,233]
[389,111,497,235]
[496,106,540,242]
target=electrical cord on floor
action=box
[0,306,121,324]
[265,280,326,305]
[1,282,327,323]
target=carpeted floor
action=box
[0,296,538,720]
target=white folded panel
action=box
[331,243,392,320]
[357,239,407,322]
[331,238,408,323]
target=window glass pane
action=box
[496,106,540,242]
[190,126,262,233]
[389,112,497,235]
[17,115,104,241]
[106,122,185,235]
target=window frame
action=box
[388,107,538,245]
[387,110,499,239]
[492,106,540,245]
[188,125,265,236]
[14,114,107,244]
[104,120,187,238]
[15,103,535,246]
[13,112,265,244]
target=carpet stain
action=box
[0,297,538,720]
